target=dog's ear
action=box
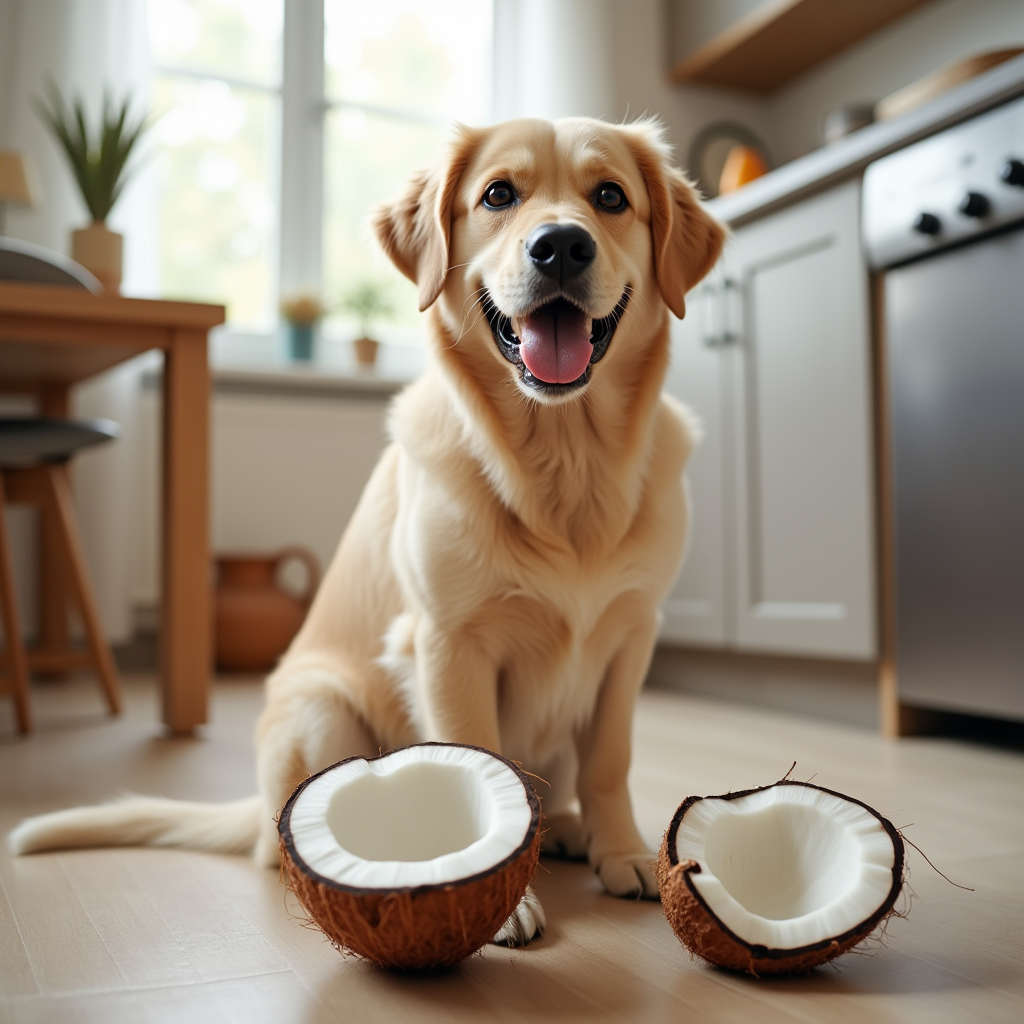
[626,127,726,319]
[372,127,479,312]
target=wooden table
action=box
[0,282,225,734]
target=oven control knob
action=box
[913,212,941,235]
[958,191,990,218]
[1001,159,1024,186]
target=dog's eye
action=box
[483,181,516,209]
[596,183,627,211]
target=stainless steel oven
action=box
[864,95,1024,722]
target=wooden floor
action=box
[0,674,1021,1023]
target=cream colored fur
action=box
[9,118,724,946]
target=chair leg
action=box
[37,494,72,679]
[42,465,123,716]
[0,476,32,733]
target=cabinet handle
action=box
[700,278,741,348]
[720,278,741,346]
[699,282,721,347]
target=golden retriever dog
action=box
[10,117,723,945]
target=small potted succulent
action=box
[36,86,149,294]
[280,291,325,361]
[339,278,395,367]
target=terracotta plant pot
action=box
[354,336,379,367]
[214,547,320,673]
[71,220,122,294]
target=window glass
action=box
[149,0,282,328]
[324,0,491,122]
[149,0,282,86]
[322,112,445,335]
[322,0,492,340]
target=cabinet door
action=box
[728,180,877,659]
[661,278,729,646]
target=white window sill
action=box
[206,323,425,397]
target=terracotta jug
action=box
[214,547,320,673]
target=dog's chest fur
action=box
[382,374,690,765]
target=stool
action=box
[0,418,123,733]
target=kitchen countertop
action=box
[707,52,1024,227]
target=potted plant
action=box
[280,291,325,361]
[36,87,149,294]
[339,278,395,367]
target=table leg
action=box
[160,330,211,734]
[37,383,71,675]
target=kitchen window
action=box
[148,0,493,342]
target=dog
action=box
[9,117,724,946]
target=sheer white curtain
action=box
[0,0,155,643]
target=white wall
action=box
[493,0,769,176]
[131,386,392,612]
[606,0,769,168]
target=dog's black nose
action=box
[526,223,596,283]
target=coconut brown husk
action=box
[278,744,542,970]
[657,781,905,976]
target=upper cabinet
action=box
[663,179,877,661]
[667,0,933,92]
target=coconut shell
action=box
[278,745,542,970]
[657,781,905,976]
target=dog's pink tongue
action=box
[519,303,592,384]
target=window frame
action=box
[156,0,493,357]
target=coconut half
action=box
[278,742,541,969]
[656,780,904,975]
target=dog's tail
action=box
[7,794,262,857]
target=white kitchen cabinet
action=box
[661,266,730,647]
[663,179,877,660]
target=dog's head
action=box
[373,118,724,404]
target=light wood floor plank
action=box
[115,848,290,985]
[58,850,203,990]
[1,674,1022,1022]
[1,971,314,1024]
[0,852,125,996]
[0,870,37,999]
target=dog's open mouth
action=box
[482,290,630,393]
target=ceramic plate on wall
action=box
[687,122,771,199]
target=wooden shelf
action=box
[670,0,935,93]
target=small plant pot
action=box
[287,322,315,361]
[71,221,122,294]
[354,336,379,367]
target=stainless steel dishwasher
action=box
[864,95,1024,722]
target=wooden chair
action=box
[0,418,123,733]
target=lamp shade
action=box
[0,150,35,207]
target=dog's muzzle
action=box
[481,289,630,395]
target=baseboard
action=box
[646,644,880,730]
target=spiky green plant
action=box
[338,279,396,338]
[36,85,150,223]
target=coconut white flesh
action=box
[287,745,533,890]
[674,785,896,950]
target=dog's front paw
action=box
[596,851,660,900]
[541,812,588,860]
[492,885,546,947]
